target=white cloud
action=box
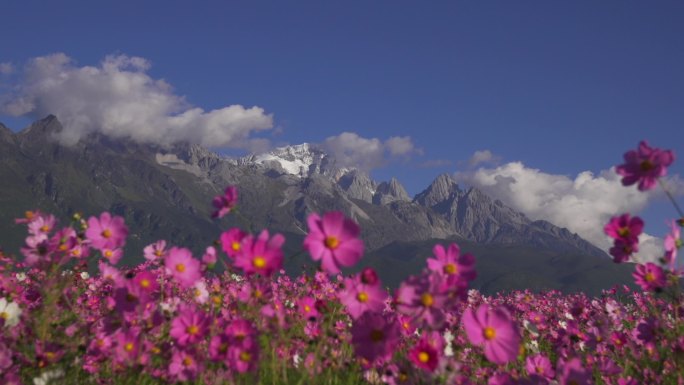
[0,53,274,149]
[321,132,419,171]
[468,150,500,167]
[454,162,666,262]
[0,62,13,75]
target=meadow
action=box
[0,141,681,385]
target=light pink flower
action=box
[303,211,364,274]
[165,247,202,288]
[233,230,284,277]
[462,304,521,365]
[86,212,128,251]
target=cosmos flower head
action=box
[615,141,674,191]
[303,211,364,274]
[212,186,238,219]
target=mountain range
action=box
[0,116,635,295]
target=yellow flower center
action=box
[325,236,340,250]
[418,351,430,363]
[45,352,55,361]
[443,263,457,275]
[187,325,199,335]
[40,225,50,233]
[617,227,630,238]
[231,242,241,252]
[304,305,311,313]
[370,329,384,342]
[536,366,544,374]
[421,293,434,307]
[0,312,8,320]
[182,357,193,367]
[357,292,369,303]
[140,279,150,288]
[124,342,134,352]
[104,250,113,258]
[253,256,266,269]
[25,211,35,220]
[240,351,251,362]
[645,272,655,282]
[154,250,163,257]
[212,295,222,305]
[102,229,112,239]
[254,289,263,298]
[176,263,186,273]
[71,248,82,257]
[58,244,68,251]
[484,326,496,340]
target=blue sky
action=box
[1,1,683,257]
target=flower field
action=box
[0,141,682,385]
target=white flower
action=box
[15,272,27,282]
[80,272,90,280]
[33,368,64,385]
[192,281,209,304]
[0,297,22,327]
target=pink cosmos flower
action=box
[168,349,201,382]
[303,211,364,274]
[525,354,555,379]
[101,248,123,265]
[351,312,401,364]
[663,220,681,269]
[462,304,521,365]
[427,243,476,285]
[85,212,128,251]
[233,230,284,277]
[395,273,449,330]
[298,297,320,321]
[616,141,674,191]
[220,228,248,259]
[338,270,388,320]
[165,247,202,288]
[557,358,592,385]
[604,214,643,242]
[212,186,238,219]
[633,263,666,292]
[143,240,167,261]
[27,214,56,239]
[170,307,209,346]
[226,337,259,373]
[408,333,443,372]
[604,214,643,263]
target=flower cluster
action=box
[0,142,680,385]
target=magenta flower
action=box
[604,214,643,242]
[220,227,247,258]
[303,211,364,274]
[557,358,592,385]
[462,304,521,365]
[395,273,449,330]
[664,220,681,269]
[212,186,238,218]
[338,271,388,320]
[351,312,401,364]
[165,247,202,288]
[426,243,476,285]
[408,333,443,373]
[143,240,167,261]
[168,349,201,382]
[298,296,320,321]
[170,307,209,346]
[233,230,284,277]
[633,263,666,291]
[85,212,128,251]
[604,214,643,263]
[525,354,555,379]
[616,141,674,191]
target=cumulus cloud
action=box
[0,62,13,75]
[321,132,420,171]
[454,162,667,262]
[467,150,501,167]
[0,53,274,149]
